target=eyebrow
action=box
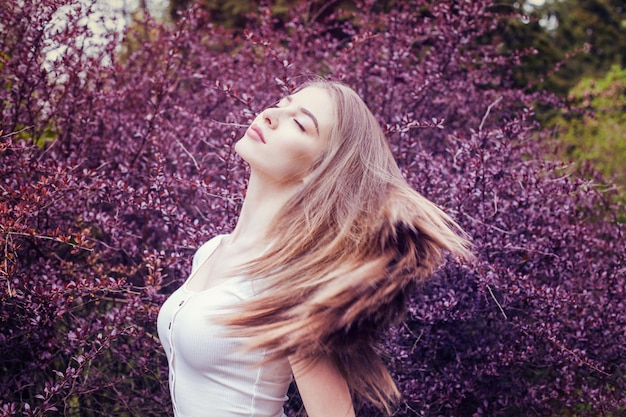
[285,96,319,135]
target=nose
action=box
[262,107,279,129]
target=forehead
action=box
[290,86,336,138]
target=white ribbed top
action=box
[157,235,292,417]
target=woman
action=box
[157,80,472,417]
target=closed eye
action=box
[269,97,307,132]
[294,119,305,132]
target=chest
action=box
[186,243,259,292]
[159,282,255,369]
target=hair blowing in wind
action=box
[223,80,473,413]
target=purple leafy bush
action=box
[1,0,624,416]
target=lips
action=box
[246,124,266,144]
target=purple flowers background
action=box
[1,1,624,416]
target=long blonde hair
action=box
[227,80,472,413]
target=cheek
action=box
[284,151,318,175]
[285,141,324,165]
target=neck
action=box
[228,169,302,249]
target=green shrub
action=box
[550,65,626,189]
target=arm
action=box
[289,355,356,417]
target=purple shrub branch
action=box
[1,0,624,416]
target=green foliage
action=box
[549,65,626,189]
[495,0,625,95]
[542,0,626,92]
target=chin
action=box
[233,139,257,166]
[233,138,246,157]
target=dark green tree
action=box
[497,0,625,94]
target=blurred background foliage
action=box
[162,0,625,83]
[496,0,625,93]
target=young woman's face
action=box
[235,86,336,184]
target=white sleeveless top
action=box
[157,235,292,417]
